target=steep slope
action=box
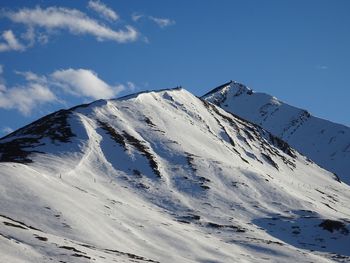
[0,88,350,262]
[203,81,350,184]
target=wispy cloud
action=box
[18,26,49,47]
[3,6,138,43]
[0,30,26,52]
[149,16,175,28]
[316,65,328,70]
[21,26,35,46]
[51,68,124,100]
[88,0,119,21]
[15,70,47,83]
[131,13,144,22]
[132,13,175,28]
[0,65,5,92]
[127,81,136,91]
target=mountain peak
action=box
[203,80,254,105]
[203,81,350,184]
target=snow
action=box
[0,87,350,262]
[203,81,350,184]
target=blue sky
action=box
[0,0,349,136]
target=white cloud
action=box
[148,16,175,28]
[4,7,138,43]
[0,82,57,115]
[88,0,119,21]
[0,67,57,115]
[0,30,26,52]
[0,67,134,115]
[51,68,123,99]
[1,126,13,135]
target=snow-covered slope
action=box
[1,88,350,262]
[203,81,350,184]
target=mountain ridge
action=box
[203,81,350,184]
[0,87,350,262]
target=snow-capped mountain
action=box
[203,81,350,185]
[1,88,350,262]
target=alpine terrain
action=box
[0,87,350,262]
[203,81,350,184]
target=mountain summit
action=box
[0,88,350,262]
[203,81,350,184]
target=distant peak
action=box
[202,80,251,98]
[201,81,232,97]
[202,81,254,104]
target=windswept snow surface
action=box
[1,88,350,262]
[203,81,350,185]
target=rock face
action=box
[0,88,350,262]
[203,81,350,184]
